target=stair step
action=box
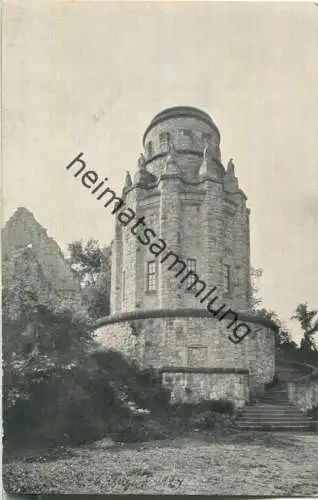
[249,408,298,412]
[261,394,288,397]
[237,420,310,425]
[238,422,310,428]
[241,406,303,412]
[238,420,310,425]
[238,416,310,421]
[257,401,289,405]
[261,395,288,398]
[240,411,306,417]
[239,414,309,419]
[237,425,311,431]
[241,417,306,420]
[265,388,288,392]
[249,402,292,405]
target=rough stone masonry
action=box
[81,106,278,406]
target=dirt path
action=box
[3,431,318,495]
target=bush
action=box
[171,399,234,418]
[129,367,171,411]
[91,352,171,412]
[150,399,237,434]
[3,299,236,454]
[110,415,169,443]
[4,340,172,454]
[200,399,234,415]
[3,358,123,451]
[307,405,318,420]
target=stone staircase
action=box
[237,382,313,431]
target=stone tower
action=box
[95,106,277,407]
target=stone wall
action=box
[112,175,250,315]
[161,369,249,408]
[110,106,251,318]
[3,208,81,295]
[143,115,220,180]
[2,207,84,317]
[96,107,276,405]
[287,376,318,412]
[94,309,276,404]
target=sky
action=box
[3,1,318,342]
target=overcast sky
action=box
[3,1,318,342]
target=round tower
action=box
[95,106,277,407]
[142,106,222,180]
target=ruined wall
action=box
[2,207,84,317]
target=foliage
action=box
[2,247,52,321]
[3,300,99,449]
[68,239,111,319]
[307,405,318,420]
[3,301,172,454]
[291,302,318,353]
[68,239,105,285]
[256,307,296,347]
[249,268,296,346]
[82,281,110,319]
[109,399,236,443]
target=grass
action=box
[3,431,318,495]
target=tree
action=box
[291,303,318,352]
[256,307,296,347]
[249,267,296,346]
[68,239,111,319]
[68,239,106,286]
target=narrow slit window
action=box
[146,141,153,157]
[122,271,126,300]
[224,264,231,294]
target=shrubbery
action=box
[108,400,236,443]
[2,300,173,455]
[3,346,173,452]
[163,399,235,432]
[307,405,318,420]
[3,299,236,456]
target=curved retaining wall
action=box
[94,309,277,407]
[287,368,318,412]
